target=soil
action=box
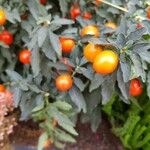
[8,117,125,150]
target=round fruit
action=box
[81,25,100,37]
[82,12,92,20]
[105,22,117,30]
[40,0,47,5]
[60,37,75,53]
[129,79,143,97]
[0,84,6,93]
[93,50,119,74]
[56,74,73,92]
[147,8,150,19]
[0,30,13,45]
[70,4,81,20]
[44,139,53,148]
[19,49,31,64]
[83,43,103,62]
[0,8,6,26]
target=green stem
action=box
[72,66,80,77]
[101,0,128,12]
[45,93,50,106]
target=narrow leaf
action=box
[49,31,62,57]
[89,74,105,92]
[69,86,87,113]
[31,46,40,77]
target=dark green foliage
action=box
[0,0,150,149]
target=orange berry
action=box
[93,50,119,74]
[0,8,6,26]
[83,43,103,62]
[81,25,100,37]
[56,74,73,92]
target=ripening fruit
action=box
[83,43,103,62]
[81,25,100,37]
[82,12,92,20]
[0,8,6,26]
[60,37,75,53]
[56,74,73,92]
[93,50,119,74]
[44,139,53,149]
[0,30,13,45]
[70,3,81,20]
[105,22,117,30]
[136,23,143,29]
[40,0,47,5]
[0,84,6,93]
[147,8,150,19]
[129,79,143,97]
[19,49,31,64]
[95,0,102,5]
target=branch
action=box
[100,0,128,13]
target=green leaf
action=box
[32,95,44,113]
[120,61,131,82]
[147,71,150,98]
[116,33,126,49]
[49,31,62,58]
[117,68,129,102]
[31,46,40,77]
[130,53,146,82]
[54,101,72,111]
[6,9,21,23]
[27,0,40,20]
[89,74,105,92]
[138,51,150,63]
[133,43,150,53]
[90,106,101,132]
[54,141,65,149]
[6,70,23,81]
[69,86,87,113]
[127,28,146,41]
[55,129,76,143]
[28,33,38,50]
[32,102,44,113]
[20,92,36,120]
[37,132,48,150]
[42,38,56,62]
[37,27,48,47]
[101,79,114,105]
[73,77,86,92]
[58,0,68,17]
[6,70,29,90]
[28,0,47,20]
[85,88,101,113]
[12,86,22,107]
[117,17,127,35]
[51,18,74,25]
[28,84,41,93]
[102,94,117,116]
[78,67,93,80]
[48,106,78,135]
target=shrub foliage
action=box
[0,0,150,149]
